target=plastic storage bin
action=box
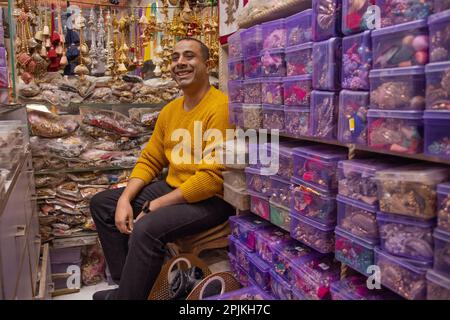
[291,177,337,226]
[342,31,372,90]
[228,252,237,277]
[337,195,378,240]
[437,182,450,232]
[426,269,450,300]
[290,213,335,253]
[291,254,341,300]
[255,226,292,264]
[374,164,449,219]
[249,253,272,292]
[261,49,286,77]
[243,79,262,104]
[261,18,286,49]
[241,25,262,57]
[234,237,252,273]
[285,42,313,76]
[286,9,312,47]
[376,0,433,28]
[312,38,342,91]
[424,110,450,159]
[330,275,400,300]
[228,29,245,59]
[245,167,271,196]
[268,141,303,181]
[244,55,263,79]
[310,90,339,140]
[293,144,348,191]
[229,214,271,251]
[285,107,310,137]
[272,240,316,282]
[228,103,237,125]
[249,190,271,221]
[369,67,426,110]
[229,236,237,256]
[425,61,450,110]
[342,0,372,35]
[338,90,369,145]
[428,11,450,62]
[269,201,291,232]
[283,75,312,107]
[434,0,450,12]
[262,105,285,132]
[270,269,294,300]
[367,110,424,154]
[375,247,431,300]
[223,170,246,189]
[335,226,377,275]
[372,20,429,69]
[377,212,435,261]
[224,182,250,211]
[205,285,273,300]
[228,80,244,103]
[433,228,450,278]
[236,264,250,287]
[228,57,244,80]
[269,175,291,208]
[261,78,284,105]
[312,0,342,41]
[243,104,263,129]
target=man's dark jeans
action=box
[90,180,234,300]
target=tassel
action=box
[60,54,68,66]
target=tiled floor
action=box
[53,282,118,300]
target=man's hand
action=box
[115,196,134,234]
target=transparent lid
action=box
[286,8,312,22]
[229,29,246,41]
[428,9,450,25]
[292,145,348,162]
[426,269,450,291]
[434,227,450,243]
[234,235,253,253]
[374,247,432,273]
[228,79,244,85]
[205,285,272,300]
[223,182,247,195]
[311,90,338,99]
[374,164,449,183]
[261,77,284,83]
[291,211,335,232]
[437,182,450,194]
[372,19,427,37]
[339,89,370,100]
[244,78,263,85]
[335,226,378,248]
[424,110,450,120]
[272,239,315,261]
[343,30,371,41]
[269,174,291,185]
[290,252,340,282]
[243,104,262,110]
[369,66,425,78]
[367,109,424,120]
[284,106,310,113]
[260,48,285,55]
[283,74,312,82]
[268,140,307,157]
[336,194,378,213]
[228,56,244,63]
[229,213,270,231]
[247,189,270,200]
[291,176,335,196]
[262,104,284,111]
[425,61,450,73]
[376,212,436,227]
[261,18,286,28]
[285,42,314,53]
[249,253,271,272]
[269,269,291,288]
[337,159,396,176]
[255,225,291,244]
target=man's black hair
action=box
[177,37,210,61]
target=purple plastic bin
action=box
[270,269,294,300]
[424,110,450,159]
[291,177,337,226]
[245,167,271,196]
[371,20,429,69]
[376,0,432,28]
[241,25,262,57]
[434,0,450,12]
[243,79,262,104]
[205,285,273,300]
[262,105,285,132]
[229,236,237,256]
[229,214,271,251]
[249,253,272,291]
[367,109,424,154]
[292,144,348,191]
[228,29,245,59]
[342,0,372,35]
[290,213,336,254]
[260,49,286,77]
[286,9,312,47]
[337,194,378,240]
[428,10,450,62]
[243,104,263,130]
[249,190,271,221]
[335,226,377,275]
[433,228,450,278]
[234,237,253,273]
[375,247,431,300]
[310,90,339,140]
[426,269,450,300]
[228,80,244,103]
[330,275,401,300]
[50,247,82,264]
[338,159,395,206]
[269,175,292,208]
[369,67,426,110]
[377,212,435,262]
[255,226,292,264]
[269,201,291,232]
[272,239,317,282]
[244,55,263,79]
[425,61,450,110]
[228,103,242,126]
[261,78,284,105]
[261,19,286,50]
[228,57,244,80]
[0,47,7,68]
[283,75,312,107]
[312,0,342,41]
[291,253,341,300]
[285,43,313,76]
[313,38,342,91]
[236,264,250,287]
[285,107,310,137]
[268,141,306,181]
[338,90,369,145]
[342,31,372,90]
[437,182,450,232]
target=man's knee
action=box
[90,189,118,220]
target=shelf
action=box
[51,232,99,249]
[35,166,135,175]
[0,104,25,116]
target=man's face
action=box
[170,40,209,89]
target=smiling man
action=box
[90,38,234,300]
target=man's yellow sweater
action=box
[129,86,231,203]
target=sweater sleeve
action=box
[178,102,230,203]
[129,107,169,185]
